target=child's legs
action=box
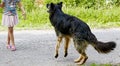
[7,30,10,45]
[8,27,15,46]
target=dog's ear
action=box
[50,3,55,9]
[46,4,49,8]
[59,2,63,5]
[57,2,63,7]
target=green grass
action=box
[89,63,112,66]
[0,5,120,30]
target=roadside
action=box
[0,29,120,66]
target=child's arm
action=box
[18,2,26,19]
[0,2,5,8]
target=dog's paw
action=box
[55,54,58,58]
[64,52,68,57]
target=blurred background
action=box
[0,0,120,30]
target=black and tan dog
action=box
[46,2,116,64]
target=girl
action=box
[0,0,26,51]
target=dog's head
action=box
[46,2,63,14]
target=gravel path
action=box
[0,29,120,66]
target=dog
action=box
[46,2,116,65]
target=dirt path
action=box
[0,29,120,66]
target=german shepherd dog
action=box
[46,2,116,64]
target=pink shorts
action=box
[2,14,19,27]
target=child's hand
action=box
[22,12,26,20]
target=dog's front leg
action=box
[64,36,70,57]
[55,36,63,58]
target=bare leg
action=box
[55,36,63,58]
[64,36,70,57]
[8,27,16,51]
[6,31,11,49]
[7,31,10,44]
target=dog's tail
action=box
[87,32,116,53]
[94,41,116,53]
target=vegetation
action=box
[0,0,120,30]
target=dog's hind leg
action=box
[76,52,88,65]
[64,36,70,57]
[74,55,83,63]
[74,50,88,65]
[73,40,88,65]
[55,36,63,58]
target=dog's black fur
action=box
[46,2,116,64]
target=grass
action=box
[82,64,112,66]
[0,5,120,31]
[89,63,112,66]
[0,2,119,65]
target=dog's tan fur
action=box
[55,35,71,58]
[47,2,116,65]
